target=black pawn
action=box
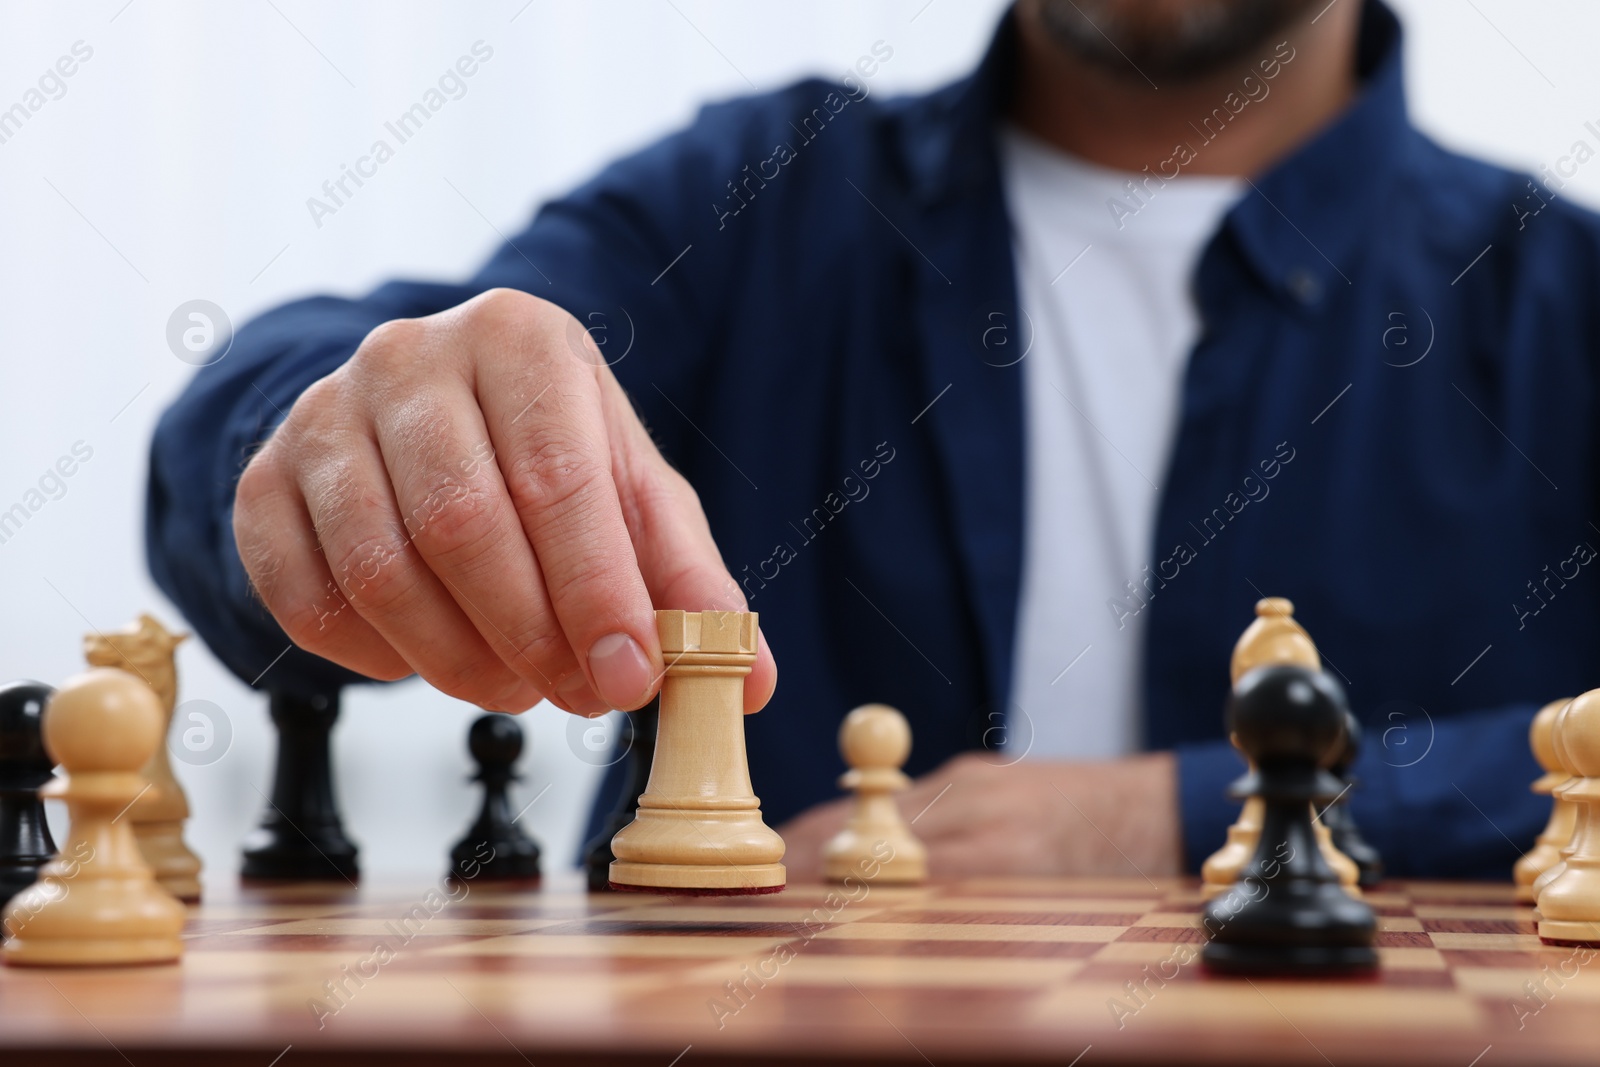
[0,681,56,914]
[1319,710,1383,887]
[1201,665,1377,975]
[583,702,658,892]
[449,714,540,883]
[242,692,360,882]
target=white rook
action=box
[609,610,785,893]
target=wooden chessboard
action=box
[0,874,1591,1066]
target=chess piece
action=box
[1319,709,1383,888]
[0,681,57,913]
[609,611,785,894]
[2,668,186,966]
[1315,820,1361,893]
[1534,714,1585,908]
[84,615,202,902]
[1203,598,1359,897]
[242,691,359,882]
[1200,793,1263,898]
[1230,598,1321,681]
[1537,691,1600,944]
[1200,664,1377,975]
[1533,811,1584,909]
[1517,699,1577,903]
[449,714,540,883]
[583,701,658,891]
[823,704,927,884]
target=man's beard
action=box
[1032,0,1320,83]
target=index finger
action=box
[471,294,662,712]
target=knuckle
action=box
[405,480,505,568]
[665,466,702,510]
[355,317,426,366]
[503,433,607,516]
[347,321,436,400]
[297,371,345,413]
[277,374,353,455]
[646,463,700,515]
[644,466,704,529]
[541,557,629,620]
[303,458,374,536]
[459,289,596,379]
[501,620,571,682]
[464,287,554,335]
[327,532,418,616]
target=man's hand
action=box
[233,288,775,716]
[777,751,1181,881]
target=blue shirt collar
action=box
[900,0,1413,310]
[1226,0,1411,309]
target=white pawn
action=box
[2,668,186,966]
[1537,691,1600,944]
[823,704,927,884]
[1517,698,1577,903]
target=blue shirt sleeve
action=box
[1176,700,1546,879]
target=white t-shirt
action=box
[1001,125,1243,761]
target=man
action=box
[149,0,1596,881]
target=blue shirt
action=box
[148,1,1599,878]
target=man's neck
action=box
[1009,1,1363,177]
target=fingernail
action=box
[587,632,652,710]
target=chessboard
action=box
[0,874,1590,1067]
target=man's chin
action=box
[1029,0,1321,83]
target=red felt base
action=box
[1540,936,1600,949]
[607,881,785,896]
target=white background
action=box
[0,0,1595,890]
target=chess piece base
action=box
[825,853,926,884]
[823,826,927,884]
[1537,919,1600,945]
[241,832,360,882]
[608,860,785,891]
[450,841,540,883]
[136,821,202,902]
[2,874,185,967]
[1201,940,1378,976]
[609,806,786,892]
[1200,881,1377,976]
[4,935,182,966]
